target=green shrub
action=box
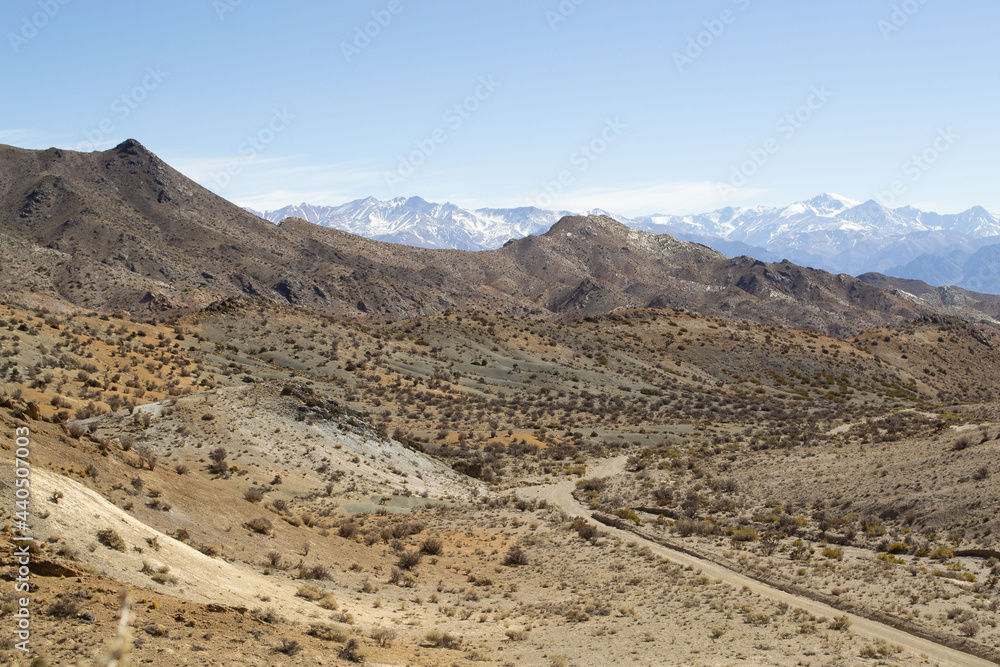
[821,546,843,560]
[731,528,759,542]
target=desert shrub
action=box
[299,564,330,581]
[388,566,414,586]
[570,516,599,541]
[339,637,366,663]
[308,623,350,642]
[245,517,274,535]
[134,444,158,470]
[653,486,674,504]
[244,487,264,503]
[877,553,905,565]
[390,521,425,539]
[614,508,642,525]
[420,537,443,555]
[425,630,460,648]
[396,550,422,570]
[502,547,529,566]
[208,447,228,474]
[864,523,886,537]
[709,477,739,493]
[370,626,397,647]
[952,436,972,451]
[174,463,189,475]
[144,624,168,637]
[46,596,81,618]
[859,639,896,658]
[250,608,281,624]
[273,639,301,656]
[829,615,852,631]
[577,477,606,492]
[296,584,323,600]
[67,423,87,439]
[821,546,844,560]
[198,544,220,557]
[929,547,954,561]
[960,619,981,637]
[338,522,359,539]
[675,518,715,537]
[97,529,126,552]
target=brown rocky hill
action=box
[858,272,1000,319]
[1,139,997,335]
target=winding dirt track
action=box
[516,456,994,667]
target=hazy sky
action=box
[2,1,997,215]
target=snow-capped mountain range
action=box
[631,194,1000,277]
[245,194,1000,294]
[246,197,572,251]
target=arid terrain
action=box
[1,142,999,666]
[0,295,998,666]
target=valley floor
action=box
[0,302,997,665]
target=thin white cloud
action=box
[0,129,31,142]
[0,129,67,148]
[164,154,291,182]
[159,153,387,210]
[234,190,356,212]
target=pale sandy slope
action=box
[20,467,390,628]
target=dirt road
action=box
[516,456,994,667]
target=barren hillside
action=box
[2,141,999,335]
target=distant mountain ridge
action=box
[6,139,1000,335]
[248,193,1000,293]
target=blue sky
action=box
[2,0,997,215]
